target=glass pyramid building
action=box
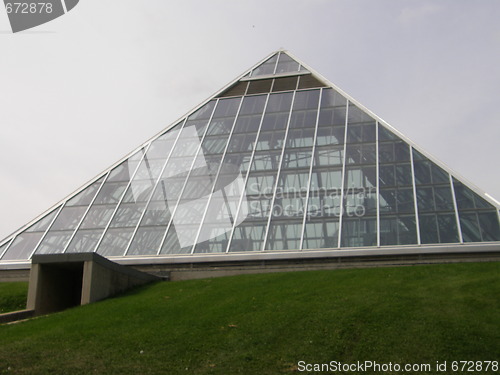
[1,50,499,267]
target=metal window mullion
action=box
[28,203,66,258]
[376,122,380,247]
[299,88,323,250]
[155,100,220,255]
[449,175,464,243]
[92,143,152,253]
[410,146,421,245]
[0,237,14,260]
[0,234,14,259]
[61,171,110,253]
[261,91,297,251]
[272,52,281,75]
[189,96,245,254]
[224,94,271,253]
[337,102,350,248]
[120,117,189,256]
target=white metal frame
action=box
[449,175,464,243]
[410,146,422,245]
[154,100,220,255]
[299,88,323,250]
[261,91,297,251]
[337,101,350,248]
[91,144,152,254]
[1,49,499,264]
[61,171,111,253]
[189,96,245,254]
[375,122,381,247]
[224,93,271,253]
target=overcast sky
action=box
[0,0,499,240]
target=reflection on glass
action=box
[265,221,302,250]
[303,220,339,249]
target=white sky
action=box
[0,0,499,240]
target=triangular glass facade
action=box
[1,51,499,264]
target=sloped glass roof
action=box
[1,51,499,264]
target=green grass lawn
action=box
[0,262,499,374]
[0,282,28,314]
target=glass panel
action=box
[307,192,342,217]
[191,173,247,254]
[378,141,410,163]
[341,217,377,247]
[35,205,88,253]
[239,94,267,116]
[281,150,311,170]
[315,126,344,146]
[228,222,267,252]
[95,136,180,256]
[298,75,325,89]
[460,213,482,242]
[285,129,315,148]
[379,140,417,249]
[436,214,459,243]
[5,205,63,259]
[218,81,248,98]
[97,227,135,257]
[66,177,106,206]
[25,208,59,233]
[302,220,339,249]
[65,158,143,254]
[1,232,44,261]
[246,79,273,95]
[35,231,73,255]
[345,167,376,189]
[416,186,455,212]
[419,214,439,244]
[272,76,298,92]
[126,103,218,256]
[251,54,278,77]
[346,123,376,144]
[224,92,295,253]
[379,216,417,246]
[418,213,460,244]
[410,149,463,244]
[315,147,343,167]
[65,229,103,253]
[0,242,10,259]
[251,152,282,171]
[128,226,166,255]
[348,104,374,124]
[344,189,377,216]
[265,221,302,250]
[413,150,450,186]
[477,212,500,241]
[380,188,415,215]
[310,169,343,192]
[275,52,300,74]
[378,125,398,141]
[453,179,495,211]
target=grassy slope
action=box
[0,263,499,375]
[0,282,28,314]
